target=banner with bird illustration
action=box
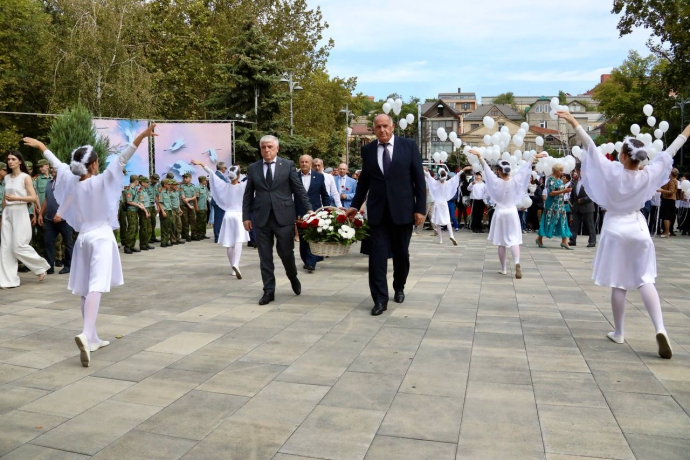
[94,119,150,186]
[153,123,233,183]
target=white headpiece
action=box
[498,160,511,175]
[228,166,239,181]
[622,137,648,162]
[438,169,448,182]
[69,145,95,176]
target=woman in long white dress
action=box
[467,151,545,278]
[0,151,50,288]
[192,160,249,278]
[23,124,156,367]
[560,111,690,359]
[424,168,461,245]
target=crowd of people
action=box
[1,113,689,366]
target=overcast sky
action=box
[309,0,652,101]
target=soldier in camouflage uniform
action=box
[137,176,154,250]
[123,175,144,254]
[116,168,128,246]
[179,172,198,241]
[196,176,209,240]
[149,173,161,243]
[32,159,51,258]
[169,181,184,244]
[158,179,173,246]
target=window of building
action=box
[535,105,542,113]
[490,109,500,117]
[544,104,550,112]
[471,124,480,130]
[540,121,548,129]
[587,125,592,131]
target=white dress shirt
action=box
[468,181,486,200]
[576,180,582,196]
[263,160,276,179]
[377,135,395,173]
[301,171,312,191]
[323,173,342,207]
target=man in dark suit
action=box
[296,155,330,272]
[569,166,596,247]
[242,135,312,305]
[347,114,426,316]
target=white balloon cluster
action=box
[547,97,570,121]
[432,125,463,163]
[382,99,416,131]
[681,179,690,200]
[533,154,577,176]
[432,151,449,163]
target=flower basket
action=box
[296,206,369,258]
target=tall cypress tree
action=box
[47,105,110,171]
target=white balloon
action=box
[501,131,511,143]
[491,133,501,145]
[653,139,664,151]
[549,110,558,121]
[508,156,517,166]
[440,151,448,162]
[514,150,522,160]
[517,128,526,138]
[648,149,657,160]
[550,98,559,110]
[500,126,509,134]
[472,163,482,172]
[437,127,446,137]
[535,136,544,147]
[571,146,581,159]
[393,105,402,116]
[406,114,415,124]
[643,104,653,117]
[643,133,653,146]
[483,116,495,129]
[387,98,395,106]
[399,119,408,130]
[394,98,403,109]
[608,142,617,154]
[454,139,462,149]
[614,141,623,153]
[521,122,530,132]
[681,180,690,191]
[432,152,441,162]
[449,132,458,142]
[439,132,448,142]
[654,129,663,139]
[483,135,492,146]
[685,190,690,200]
[523,151,533,162]
[630,124,641,136]
[659,121,670,133]
[382,103,391,114]
[502,151,510,161]
[463,145,471,154]
[647,116,656,127]
[513,135,524,147]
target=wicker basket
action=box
[309,241,351,257]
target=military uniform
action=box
[33,159,51,258]
[149,174,161,243]
[169,182,183,244]
[138,176,153,250]
[159,180,173,246]
[124,179,142,253]
[179,174,198,241]
[196,177,209,240]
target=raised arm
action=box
[557,111,593,148]
[118,123,157,166]
[664,124,690,157]
[22,138,63,169]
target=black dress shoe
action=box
[186,237,192,242]
[290,277,301,295]
[393,290,405,304]
[303,264,308,270]
[55,260,64,267]
[587,243,596,247]
[259,292,275,305]
[124,247,133,254]
[569,241,576,246]
[151,238,160,243]
[306,265,315,272]
[178,240,185,244]
[46,268,55,275]
[132,247,141,253]
[59,267,70,275]
[371,302,388,316]
[247,242,257,248]
[140,246,149,251]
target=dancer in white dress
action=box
[424,168,461,245]
[467,150,545,278]
[23,124,156,367]
[192,160,249,279]
[0,151,50,288]
[560,110,690,359]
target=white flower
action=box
[341,224,353,232]
[317,227,323,233]
[328,226,334,231]
[318,219,327,227]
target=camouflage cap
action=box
[37,159,50,167]
[198,176,207,183]
[151,173,160,180]
[25,161,33,169]
[182,172,192,178]
[139,176,149,183]
[0,162,6,170]
[129,175,139,183]
[165,172,175,179]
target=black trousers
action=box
[569,211,596,245]
[367,207,412,304]
[470,200,485,232]
[256,211,298,293]
[44,219,73,269]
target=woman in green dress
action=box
[536,163,573,249]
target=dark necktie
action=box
[382,143,391,176]
[265,161,274,186]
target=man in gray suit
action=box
[569,166,596,247]
[242,135,312,305]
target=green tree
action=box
[613,0,690,92]
[493,92,516,106]
[558,90,568,105]
[47,104,110,171]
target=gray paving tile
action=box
[91,430,196,460]
[364,435,456,460]
[0,410,67,456]
[605,392,690,439]
[1,444,89,460]
[378,393,463,443]
[197,361,286,397]
[231,381,328,425]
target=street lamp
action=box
[280,72,303,135]
[672,95,690,166]
[340,105,354,165]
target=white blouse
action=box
[480,159,532,208]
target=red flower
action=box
[299,221,309,229]
[336,214,347,224]
[310,219,319,228]
[354,219,363,228]
[346,188,349,191]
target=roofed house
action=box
[460,104,540,151]
[419,99,462,160]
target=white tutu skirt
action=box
[68,224,123,296]
[593,212,655,290]
[488,206,522,247]
[218,211,250,247]
[431,201,451,226]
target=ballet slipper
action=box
[498,270,506,275]
[232,266,242,280]
[515,263,522,279]
[606,332,624,344]
[75,334,91,367]
[450,237,458,246]
[656,332,673,359]
[90,340,110,352]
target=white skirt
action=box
[431,201,451,226]
[593,211,655,290]
[217,211,250,247]
[68,223,123,296]
[487,206,522,247]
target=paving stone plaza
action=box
[1,229,689,459]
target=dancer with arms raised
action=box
[23,124,156,367]
[559,110,690,359]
